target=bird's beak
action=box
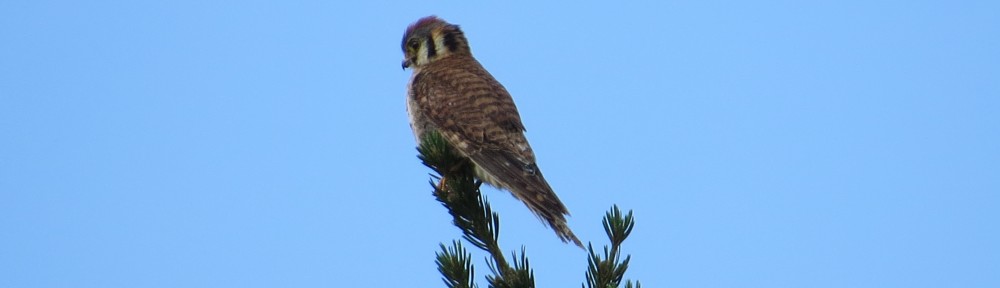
[402,59,412,70]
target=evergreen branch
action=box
[418,131,533,288]
[436,241,476,288]
[421,132,642,287]
[486,247,535,288]
[583,205,641,288]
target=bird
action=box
[401,16,582,247]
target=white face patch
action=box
[414,40,431,67]
[433,30,449,58]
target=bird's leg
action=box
[437,176,448,193]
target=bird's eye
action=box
[408,40,420,49]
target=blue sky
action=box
[2,1,998,287]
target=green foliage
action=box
[436,241,475,288]
[582,206,641,288]
[417,131,640,288]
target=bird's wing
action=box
[412,61,581,246]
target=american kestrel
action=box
[401,16,582,247]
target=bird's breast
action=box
[406,74,431,144]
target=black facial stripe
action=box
[443,30,459,53]
[425,36,437,58]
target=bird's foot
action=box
[436,176,448,193]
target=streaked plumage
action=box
[401,16,582,247]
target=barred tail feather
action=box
[470,150,583,248]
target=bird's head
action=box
[401,16,471,70]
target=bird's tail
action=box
[548,214,584,248]
[516,180,583,248]
[471,154,583,248]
